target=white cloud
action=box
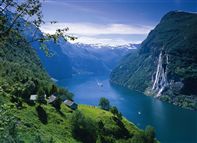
[40,22,152,46]
[40,22,152,36]
[69,36,141,47]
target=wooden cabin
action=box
[48,95,57,104]
[63,100,78,110]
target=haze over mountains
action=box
[36,40,136,80]
[59,41,136,77]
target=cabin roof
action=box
[64,100,76,106]
[30,94,37,101]
[48,95,56,103]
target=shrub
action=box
[36,105,48,124]
[37,88,46,105]
[71,111,97,143]
[52,97,62,111]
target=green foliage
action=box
[50,84,57,95]
[0,0,76,48]
[36,105,48,124]
[0,98,158,143]
[57,87,74,100]
[0,30,53,99]
[110,106,119,115]
[110,106,122,120]
[0,105,22,143]
[36,88,46,104]
[99,97,110,110]
[71,111,97,143]
[52,97,62,111]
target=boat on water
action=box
[96,80,103,87]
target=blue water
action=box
[57,75,197,143]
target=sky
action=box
[40,0,197,46]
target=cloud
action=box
[69,36,142,46]
[40,22,153,36]
[40,22,152,46]
[44,0,98,13]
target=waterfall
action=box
[152,52,162,90]
[152,51,168,97]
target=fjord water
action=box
[57,75,197,143]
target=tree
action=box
[0,0,43,37]
[50,84,57,95]
[24,80,36,100]
[71,111,97,143]
[0,0,76,52]
[0,105,23,142]
[117,112,122,120]
[110,106,119,116]
[110,106,122,120]
[98,120,104,130]
[57,87,74,100]
[36,105,48,124]
[52,97,62,111]
[36,88,46,104]
[99,97,110,110]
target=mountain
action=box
[20,23,72,80]
[110,11,197,110]
[59,41,136,76]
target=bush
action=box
[52,97,62,111]
[71,111,97,143]
[37,88,46,104]
[36,105,48,124]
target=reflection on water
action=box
[57,75,197,143]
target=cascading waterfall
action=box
[152,51,168,97]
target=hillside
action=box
[110,11,197,110]
[1,101,158,143]
[0,30,53,97]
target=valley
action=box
[0,0,197,143]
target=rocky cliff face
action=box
[110,11,197,110]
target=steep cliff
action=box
[110,11,197,110]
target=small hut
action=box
[63,100,78,110]
[48,95,57,104]
[30,94,38,101]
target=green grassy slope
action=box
[1,103,142,142]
